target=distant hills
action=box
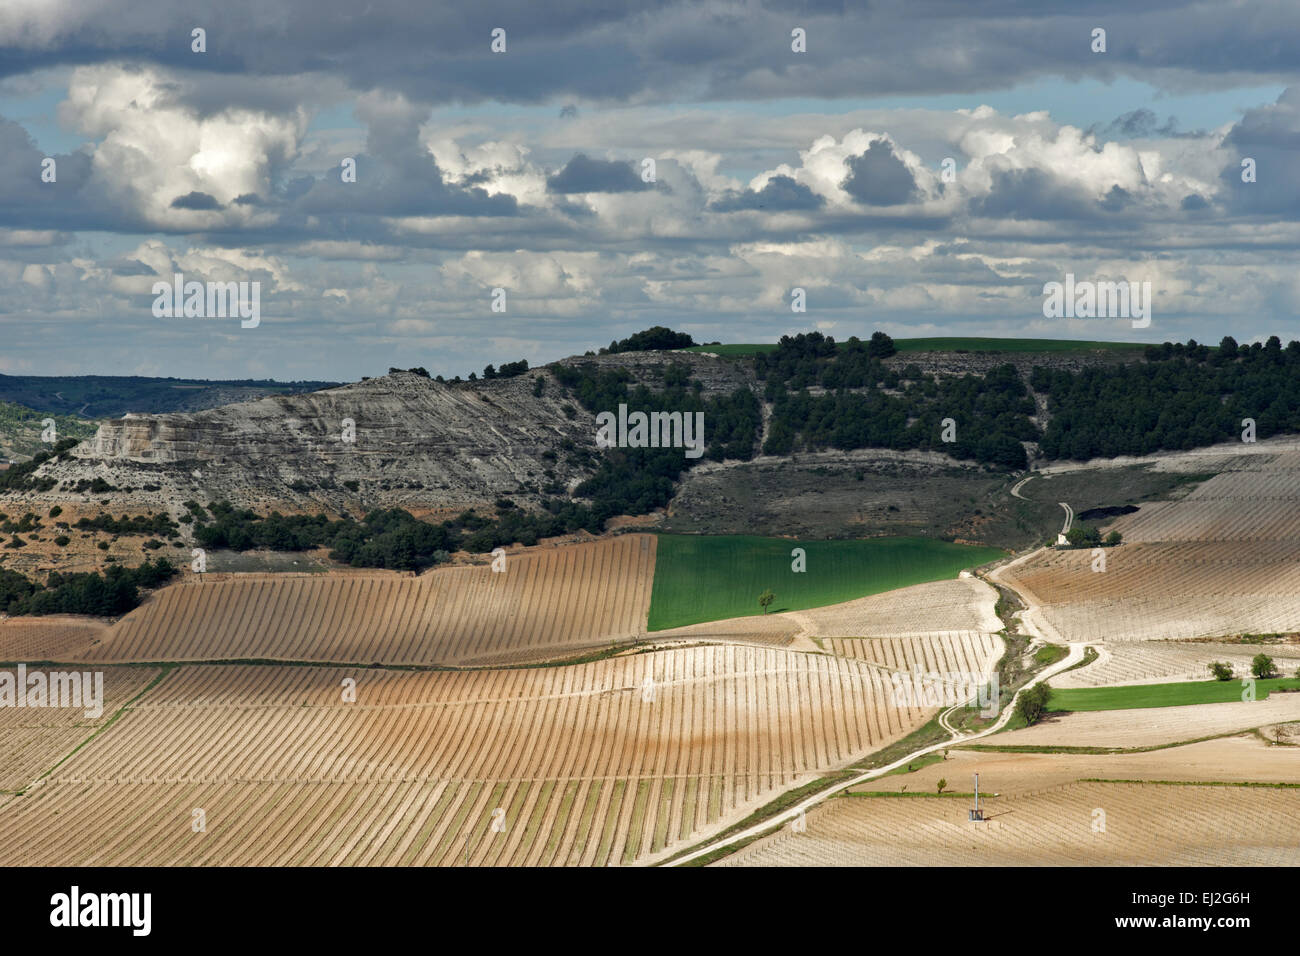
[0,374,339,419]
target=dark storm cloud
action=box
[710,175,823,211]
[841,141,918,206]
[1218,87,1300,214]
[972,166,1102,221]
[0,117,124,231]
[546,154,649,193]
[170,191,222,210]
[4,0,1300,106]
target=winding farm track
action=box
[664,644,1087,866]
[10,440,1297,865]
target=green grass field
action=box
[646,534,1005,631]
[682,337,1150,357]
[1048,679,1300,712]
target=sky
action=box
[1,0,1298,382]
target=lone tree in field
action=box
[1251,653,1278,679]
[758,589,775,614]
[1209,661,1234,681]
[936,777,947,794]
[1104,530,1122,546]
[1015,682,1052,725]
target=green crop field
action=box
[682,337,1150,358]
[646,534,1005,631]
[1048,678,1300,712]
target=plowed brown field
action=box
[70,534,657,666]
[993,696,1300,748]
[0,644,935,865]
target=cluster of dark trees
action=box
[752,331,897,389]
[0,558,176,617]
[74,512,178,536]
[1063,525,1121,548]
[757,333,1034,469]
[190,497,625,569]
[601,326,696,354]
[1034,336,1300,460]
[484,359,530,379]
[191,503,462,571]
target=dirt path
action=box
[664,643,1087,866]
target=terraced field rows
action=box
[1001,542,1300,643]
[1032,595,1300,644]
[826,632,1002,678]
[77,535,657,665]
[1111,454,1300,543]
[1009,542,1300,602]
[0,645,934,865]
[0,617,108,662]
[1055,642,1300,688]
[719,782,1300,866]
[0,667,161,792]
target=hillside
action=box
[3,332,1298,572]
[0,342,1124,516]
[0,373,337,419]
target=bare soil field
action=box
[0,644,935,865]
[1054,640,1300,688]
[67,534,657,666]
[881,735,1300,793]
[993,696,1300,748]
[717,779,1300,866]
[800,578,1001,637]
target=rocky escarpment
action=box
[28,370,597,513]
[5,347,1130,517]
[16,351,764,515]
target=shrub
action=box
[1015,682,1052,725]
[1209,661,1234,681]
[1251,653,1278,679]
